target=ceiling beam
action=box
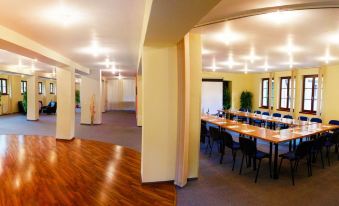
[0,25,90,74]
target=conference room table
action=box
[218,110,313,127]
[201,115,339,179]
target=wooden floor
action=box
[0,135,175,206]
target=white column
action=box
[27,74,39,120]
[80,69,102,124]
[101,77,107,113]
[56,67,75,140]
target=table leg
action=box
[253,138,257,170]
[273,143,279,179]
[269,142,273,178]
[289,140,292,152]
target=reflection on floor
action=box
[177,134,339,206]
[0,110,141,151]
[0,135,175,205]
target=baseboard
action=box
[141,180,174,185]
[56,137,75,141]
[80,123,102,125]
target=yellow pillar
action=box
[56,67,75,140]
[27,74,39,120]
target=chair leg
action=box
[269,156,272,178]
[232,150,237,171]
[255,159,262,183]
[290,160,295,186]
[209,141,214,157]
[205,137,211,154]
[326,146,331,166]
[278,157,284,175]
[320,150,325,169]
[239,153,245,175]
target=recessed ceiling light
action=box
[118,73,123,80]
[244,47,261,63]
[278,37,301,55]
[43,3,84,27]
[260,10,301,24]
[215,26,244,45]
[319,48,335,64]
[79,40,110,57]
[220,53,242,69]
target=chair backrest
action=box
[254,110,261,114]
[221,130,234,149]
[209,127,220,140]
[201,121,207,135]
[283,115,292,119]
[299,116,308,121]
[239,108,246,112]
[295,141,313,158]
[49,101,56,108]
[330,131,339,144]
[310,118,322,123]
[329,120,339,125]
[262,112,269,116]
[239,137,256,157]
[273,113,281,118]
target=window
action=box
[50,83,55,94]
[261,78,269,108]
[270,79,274,108]
[279,77,291,110]
[21,81,27,94]
[0,79,8,95]
[38,82,43,94]
[302,75,318,114]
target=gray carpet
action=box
[0,110,141,151]
[177,135,339,206]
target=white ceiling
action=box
[0,0,146,77]
[194,7,339,73]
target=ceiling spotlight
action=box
[216,26,244,45]
[118,73,123,80]
[220,53,242,69]
[289,56,294,69]
[244,63,248,74]
[279,37,301,55]
[246,47,261,63]
[319,48,335,64]
[111,62,116,74]
[79,40,110,57]
[105,57,110,68]
[44,3,83,27]
[211,58,217,72]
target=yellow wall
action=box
[141,46,178,182]
[207,66,339,123]
[0,74,56,115]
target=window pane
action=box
[305,77,313,89]
[281,89,288,98]
[282,79,289,89]
[263,97,268,106]
[304,100,312,110]
[314,77,318,89]
[263,89,268,98]
[314,100,318,111]
[281,98,287,108]
[263,80,268,88]
[314,88,318,99]
[304,88,312,99]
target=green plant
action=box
[23,91,27,113]
[240,91,252,111]
[75,90,80,104]
[223,88,231,110]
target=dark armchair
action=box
[42,101,57,114]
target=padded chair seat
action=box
[232,142,240,150]
[256,150,270,159]
[279,151,296,160]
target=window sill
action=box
[259,106,269,109]
[277,108,292,112]
[299,111,316,115]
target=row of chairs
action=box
[202,122,339,185]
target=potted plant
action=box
[75,90,80,108]
[240,91,253,111]
[23,91,28,113]
[223,88,231,110]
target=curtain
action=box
[107,79,136,110]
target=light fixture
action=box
[244,63,248,74]
[278,36,301,55]
[111,62,116,74]
[260,10,300,24]
[245,47,261,63]
[264,57,270,71]
[319,48,335,64]
[105,57,110,68]
[43,3,83,27]
[216,26,244,45]
[79,40,110,57]
[220,53,242,69]
[118,73,123,80]
[210,58,218,72]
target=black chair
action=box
[239,137,271,183]
[279,141,313,185]
[311,118,322,123]
[311,134,326,169]
[284,115,292,119]
[299,116,308,121]
[262,112,269,116]
[253,111,262,126]
[324,131,339,166]
[17,101,26,114]
[267,113,281,129]
[201,121,209,144]
[220,130,240,170]
[42,101,57,114]
[207,127,222,156]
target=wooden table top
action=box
[202,115,339,144]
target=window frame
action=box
[50,83,55,94]
[0,78,8,95]
[301,75,318,114]
[260,78,269,109]
[279,76,291,111]
[21,80,27,94]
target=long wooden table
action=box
[218,110,313,127]
[201,115,339,179]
